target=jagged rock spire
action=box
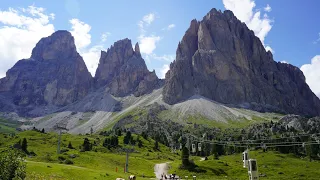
[94,38,161,97]
[135,42,141,57]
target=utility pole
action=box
[54,123,68,154]
[57,128,61,154]
[90,125,93,135]
[124,142,134,173]
[125,150,129,173]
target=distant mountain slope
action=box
[163,8,320,116]
[29,88,281,134]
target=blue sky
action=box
[0,0,319,97]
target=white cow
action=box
[129,175,136,180]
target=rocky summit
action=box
[0,32,161,117]
[0,31,92,115]
[163,8,320,116]
[94,38,161,97]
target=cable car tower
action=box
[54,122,68,154]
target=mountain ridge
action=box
[163,8,320,116]
[0,33,161,117]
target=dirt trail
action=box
[154,162,170,179]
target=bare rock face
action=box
[0,31,92,112]
[279,115,320,133]
[94,39,161,96]
[163,8,320,116]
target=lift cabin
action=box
[248,159,259,180]
[198,143,202,152]
[192,144,196,153]
[242,151,249,168]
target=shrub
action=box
[82,138,92,151]
[60,148,69,153]
[58,156,66,161]
[181,146,190,167]
[153,140,159,151]
[64,159,74,165]
[21,138,28,153]
[44,154,53,162]
[29,151,37,157]
[0,149,26,180]
[69,154,78,159]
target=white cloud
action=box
[280,61,288,64]
[138,13,156,34]
[223,0,273,49]
[301,55,320,98]
[137,13,161,55]
[0,5,55,78]
[69,18,91,49]
[163,24,176,31]
[264,4,272,12]
[0,5,106,78]
[138,35,161,55]
[69,19,108,76]
[265,46,274,53]
[80,45,103,76]
[101,32,111,42]
[159,64,169,79]
[313,33,320,44]
[142,13,155,25]
[147,54,175,62]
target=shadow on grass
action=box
[208,168,227,176]
[179,162,207,173]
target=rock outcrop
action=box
[279,115,320,133]
[0,31,92,112]
[163,8,320,116]
[94,38,161,96]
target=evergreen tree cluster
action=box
[123,131,135,145]
[31,127,45,133]
[103,136,119,149]
[82,138,92,151]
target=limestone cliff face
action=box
[94,39,161,97]
[163,8,320,116]
[0,30,92,108]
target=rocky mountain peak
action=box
[163,8,320,116]
[134,42,141,57]
[94,38,161,97]
[31,30,77,61]
[0,31,92,116]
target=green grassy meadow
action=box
[1,130,320,179]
